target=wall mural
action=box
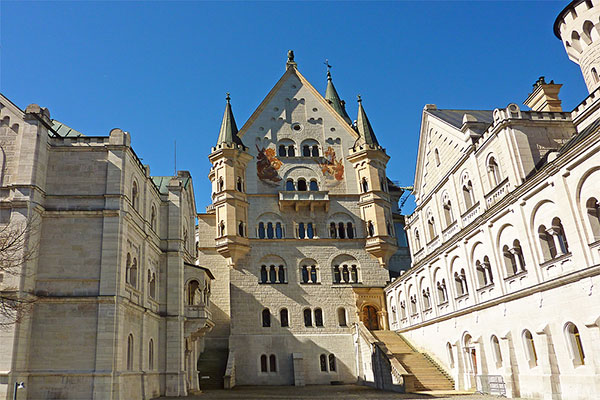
[256,145,282,184]
[318,146,344,181]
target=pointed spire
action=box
[355,95,381,148]
[216,93,244,148]
[324,62,352,125]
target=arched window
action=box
[298,222,305,239]
[238,221,245,237]
[258,222,266,239]
[236,177,243,192]
[361,177,369,193]
[262,308,271,327]
[443,197,454,227]
[410,295,417,314]
[311,145,319,157]
[310,266,317,283]
[400,301,406,319]
[148,270,156,299]
[187,280,200,305]
[297,179,307,191]
[126,253,132,285]
[307,223,314,239]
[422,288,431,310]
[463,180,474,209]
[278,265,285,283]
[320,354,327,372]
[260,265,268,283]
[414,230,421,249]
[149,339,154,370]
[454,268,468,296]
[260,354,268,372]
[427,214,436,241]
[337,308,347,327]
[491,335,502,367]
[592,67,600,84]
[476,261,487,287]
[333,265,341,283]
[130,258,138,288]
[267,222,274,239]
[437,280,447,303]
[275,222,283,239]
[314,308,323,327]
[552,217,569,254]
[351,265,358,283]
[338,222,346,239]
[288,145,295,157]
[330,222,337,238]
[328,354,336,372]
[523,329,538,368]
[302,144,310,157]
[218,177,224,192]
[301,265,309,283]
[538,224,556,260]
[304,308,312,327]
[434,148,440,167]
[127,334,134,370]
[132,181,139,210]
[586,197,600,240]
[565,322,585,366]
[151,205,157,231]
[487,157,501,187]
[446,342,455,368]
[278,145,286,157]
[269,265,277,283]
[342,265,350,283]
[219,221,225,237]
[347,222,354,239]
[280,308,289,327]
[503,245,518,276]
[286,179,295,191]
[367,221,374,237]
[309,180,319,191]
[269,354,277,372]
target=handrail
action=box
[355,322,410,382]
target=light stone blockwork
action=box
[385,2,600,399]
[0,96,213,400]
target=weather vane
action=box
[324,59,332,72]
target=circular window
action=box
[330,127,336,132]
[292,123,303,131]
[313,108,318,112]
[273,107,279,112]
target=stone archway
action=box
[362,305,380,330]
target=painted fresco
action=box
[256,145,282,184]
[318,146,344,181]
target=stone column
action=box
[534,325,561,400]
[499,332,518,398]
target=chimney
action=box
[523,76,563,112]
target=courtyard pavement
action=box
[155,384,519,399]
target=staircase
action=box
[197,347,229,390]
[371,330,454,392]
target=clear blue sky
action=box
[0,1,584,213]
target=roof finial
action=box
[287,50,295,62]
[226,92,231,103]
[357,94,362,103]
[324,59,332,80]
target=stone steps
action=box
[371,330,454,392]
[197,348,229,390]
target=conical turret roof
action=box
[216,93,244,147]
[355,95,380,147]
[325,70,352,125]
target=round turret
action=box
[555,0,600,93]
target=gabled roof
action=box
[426,109,494,129]
[325,70,352,125]
[216,94,244,147]
[237,63,359,140]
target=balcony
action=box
[442,221,459,242]
[184,304,214,339]
[461,202,481,226]
[485,178,510,208]
[278,190,329,212]
[427,236,441,252]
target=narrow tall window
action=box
[279,145,286,157]
[463,180,474,209]
[503,245,518,276]
[362,178,369,193]
[434,148,440,166]
[267,222,274,239]
[275,222,283,239]
[303,145,311,157]
[565,323,585,366]
[262,308,271,327]
[315,308,323,327]
[552,217,569,254]
[269,355,277,372]
[260,354,268,372]
[151,205,157,231]
[218,177,224,192]
[278,265,285,283]
[342,265,350,283]
[338,222,346,239]
[443,199,454,227]
[127,334,134,370]
[130,258,138,288]
[304,309,312,327]
[367,221,374,237]
[328,354,337,372]
[309,180,319,191]
[236,177,243,191]
[260,265,268,283]
[286,179,295,191]
[337,308,347,327]
[351,265,358,283]
[301,266,309,283]
[297,179,307,191]
[587,197,600,239]
[288,145,295,157]
[333,266,341,283]
[487,157,501,187]
[126,253,132,284]
[330,222,337,238]
[538,224,556,260]
[310,266,317,283]
[280,309,289,327]
[320,354,327,372]
[307,223,314,239]
[149,339,154,370]
[132,181,139,210]
[238,221,245,237]
[298,222,306,239]
[269,265,277,283]
[311,145,319,157]
[447,343,455,368]
[491,335,502,367]
[523,330,538,367]
[258,222,266,239]
[347,223,354,239]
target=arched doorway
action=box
[362,305,380,330]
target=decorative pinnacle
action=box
[226,92,231,103]
[287,50,295,62]
[324,59,332,80]
[357,94,362,103]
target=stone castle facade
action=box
[385,1,600,399]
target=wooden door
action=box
[363,305,379,330]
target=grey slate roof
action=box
[356,97,380,147]
[216,96,245,147]
[427,109,494,129]
[324,71,352,125]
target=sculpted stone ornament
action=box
[287,50,294,62]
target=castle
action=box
[1,1,600,399]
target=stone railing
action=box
[223,350,235,389]
[485,178,510,208]
[205,204,215,213]
[461,202,481,226]
[413,247,425,263]
[279,190,329,202]
[442,221,459,242]
[427,236,441,252]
